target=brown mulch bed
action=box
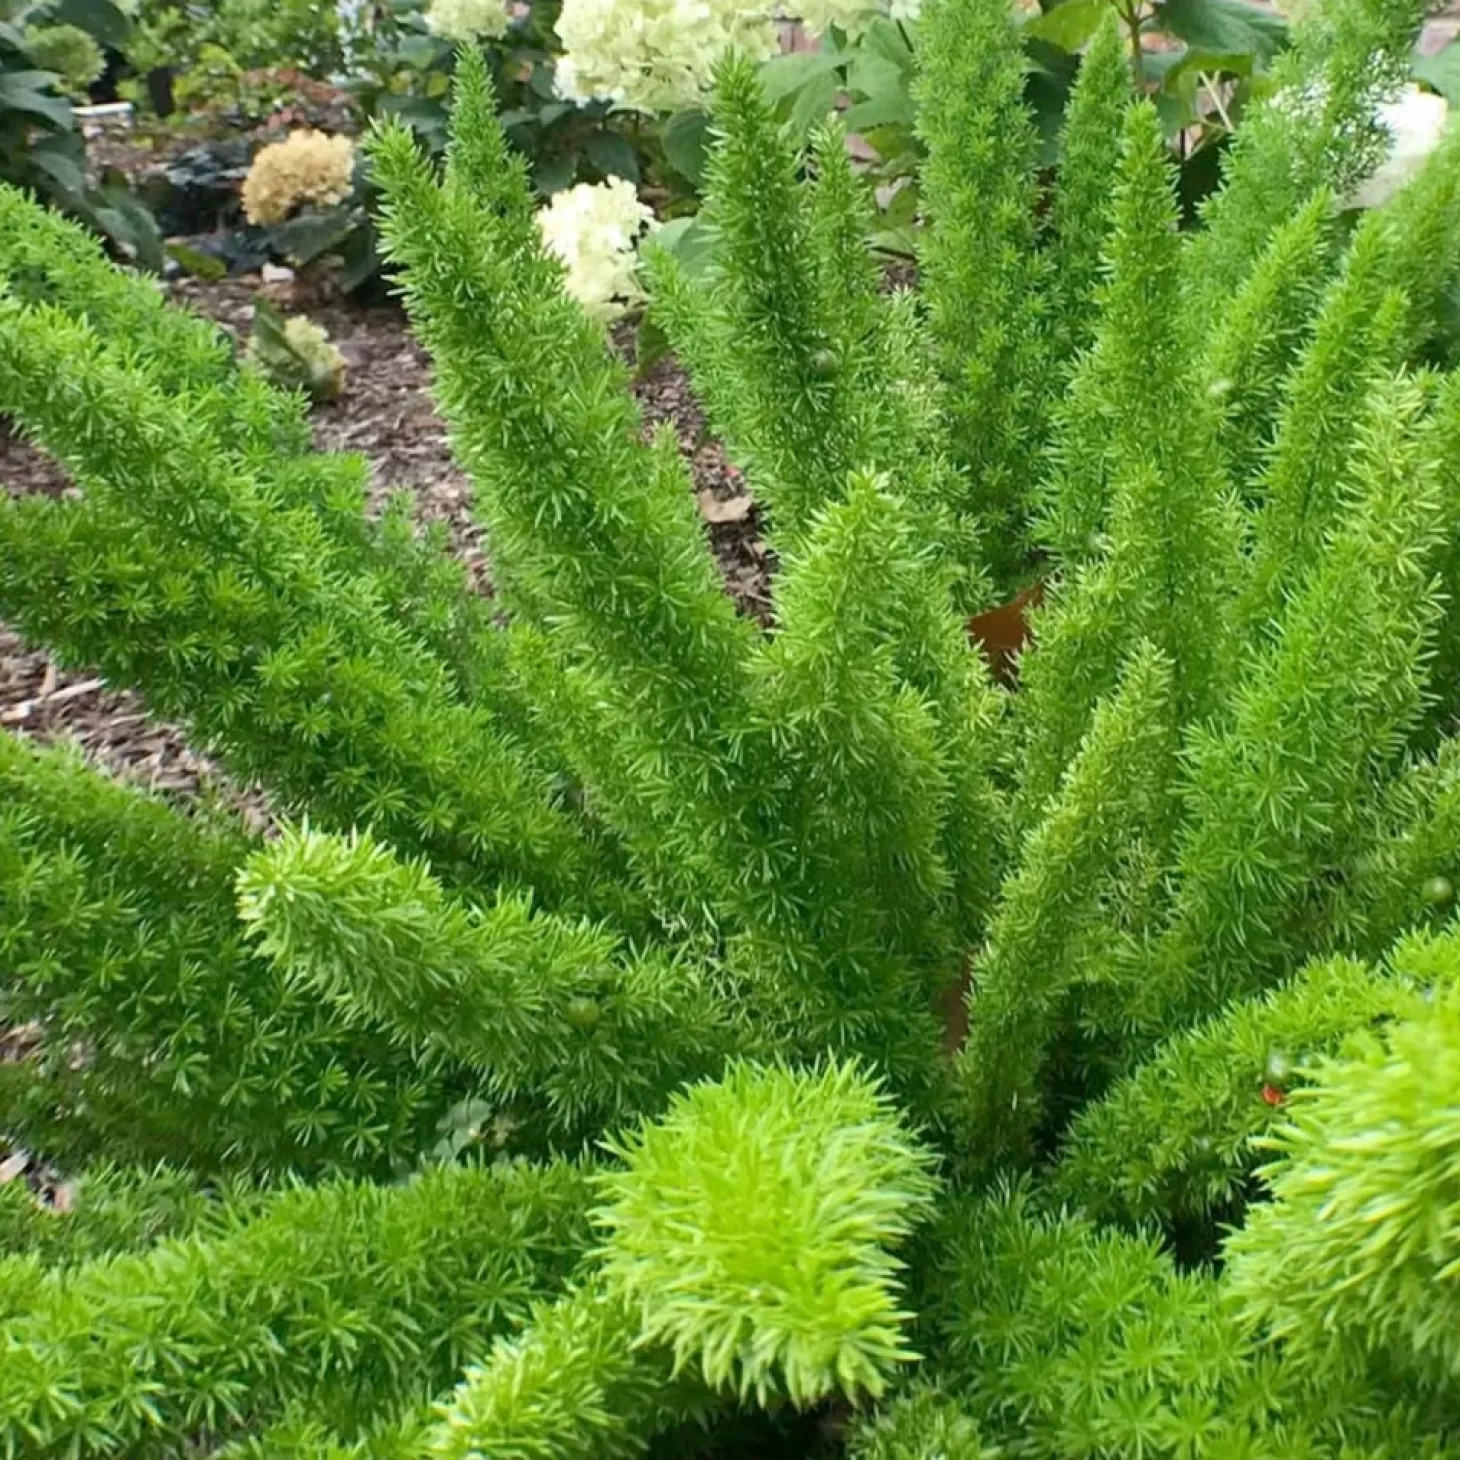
[0,273,771,802]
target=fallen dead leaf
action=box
[697,490,754,526]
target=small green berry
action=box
[809,347,840,380]
[565,996,601,1030]
[1264,1047,1292,1084]
[1424,874,1454,907]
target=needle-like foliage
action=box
[3,0,1460,1448]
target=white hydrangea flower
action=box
[793,0,878,32]
[793,0,917,29]
[425,0,509,42]
[1350,85,1449,210]
[554,0,779,113]
[555,0,917,113]
[536,176,657,323]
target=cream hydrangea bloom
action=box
[241,131,356,227]
[795,0,918,33]
[424,0,510,42]
[554,0,779,113]
[1350,84,1449,209]
[536,177,657,323]
[554,0,917,113]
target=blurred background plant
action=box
[0,0,162,265]
[13,0,1459,302]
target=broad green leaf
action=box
[0,69,72,128]
[585,130,639,183]
[788,68,840,137]
[843,91,916,132]
[534,150,579,196]
[635,312,671,376]
[1026,0,1109,52]
[1157,46,1257,90]
[662,109,710,185]
[51,0,130,47]
[860,15,915,70]
[24,134,86,195]
[271,208,354,264]
[1154,0,1288,60]
[166,241,227,281]
[758,47,842,107]
[652,214,717,280]
[1413,41,1460,105]
[847,50,905,103]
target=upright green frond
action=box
[915,0,1050,585]
[369,115,761,923]
[1049,950,1414,1226]
[1242,142,1460,635]
[1205,188,1336,495]
[441,44,532,220]
[1023,104,1238,814]
[237,824,733,1135]
[1186,0,1432,312]
[1136,374,1450,1035]
[596,1061,938,1407]
[673,58,851,540]
[740,473,982,1093]
[1045,14,1131,366]
[1341,738,1460,954]
[647,70,975,589]
[1226,974,1460,1388]
[955,643,1177,1173]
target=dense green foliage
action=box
[3,0,1460,1452]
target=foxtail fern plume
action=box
[916,0,1050,586]
[4,0,1460,1448]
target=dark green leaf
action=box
[634,312,671,376]
[1026,0,1108,52]
[662,109,710,185]
[0,71,73,128]
[338,226,381,294]
[166,241,227,281]
[51,0,131,48]
[1154,0,1287,60]
[843,91,916,131]
[25,134,87,196]
[859,16,915,70]
[534,151,579,196]
[271,209,354,264]
[787,69,840,137]
[585,130,639,183]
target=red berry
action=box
[1261,1083,1285,1106]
